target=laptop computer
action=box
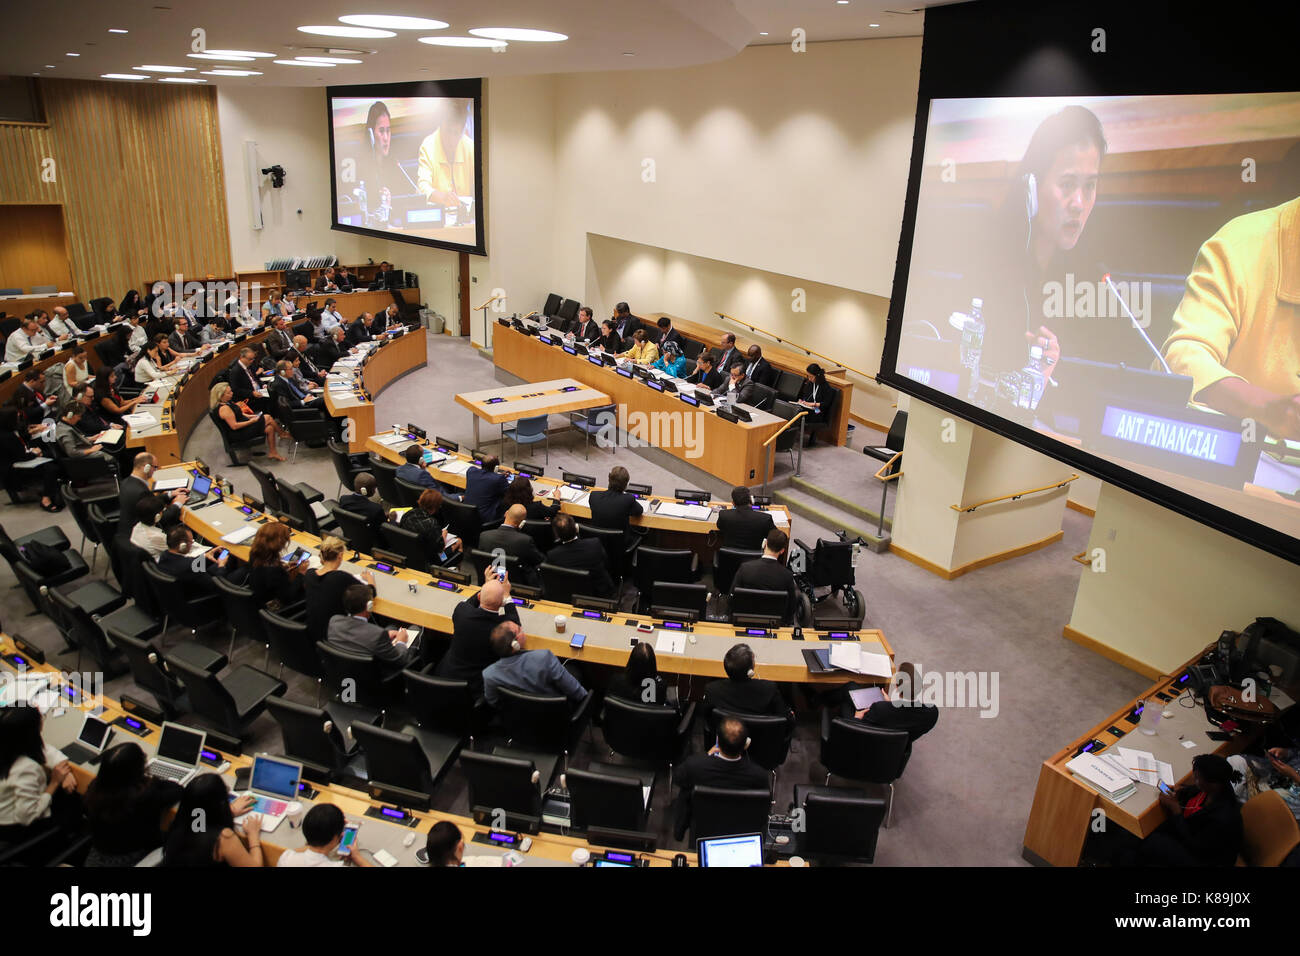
[62,714,114,765]
[698,833,765,867]
[146,722,206,785]
[182,473,221,507]
[233,754,302,833]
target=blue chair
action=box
[503,414,549,463]
[0,288,22,296]
[568,404,615,460]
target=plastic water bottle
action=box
[1019,345,1045,410]
[958,297,984,401]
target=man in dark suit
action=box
[396,443,439,489]
[702,642,793,721]
[116,452,185,543]
[479,504,545,586]
[731,529,800,625]
[326,583,416,679]
[463,455,510,523]
[167,317,202,355]
[291,335,326,385]
[347,312,384,346]
[612,302,641,342]
[686,354,723,391]
[544,512,614,597]
[309,326,349,369]
[314,267,340,293]
[587,465,643,544]
[227,347,270,411]
[436,578,520,692]
[655,316,684,352]
[334,266,356,292]
[339,473,391,531]
[742,345,776,388]
[671,716,770,840]
[574,307,600,343]
[156,526,232,597]
[266,317,296,360]
[715,485,774,551]
[715,332,741,374]
[844,663,939,765]
[377,302,403,332]
[270,359,326,412]
[713,363,759,406]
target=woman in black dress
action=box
[0,406,61,511]
[210,382,285,461]
[304,535,375,641]
[162,774,262,868]
[245,520,306,610]
[84,742,182,866]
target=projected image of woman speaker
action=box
[417,98,476,225]
[360,101,400,221]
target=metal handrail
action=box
[950,474,1080,513]
[714,311,877,382]
[873,451,903,482]
[762,410,808,448]
[475,294,504,311]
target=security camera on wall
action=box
[261,165,286,188]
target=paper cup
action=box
[570,847,589,865]
[554,615,567,634]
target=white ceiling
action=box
[3,0,940,88]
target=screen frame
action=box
[877,2,1300,567]
[326,78,486,257]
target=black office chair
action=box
[863,410,907,467]
[774,370,804,401]
[106,629,224,720]
[327,504,378,555]
[57,453,118,494]
[601,695,695,787]
[61,482,118,570]
[372,523,427,573]
[164,654,286,740]
[729,586,798,626]
[493,685,594,772]
[114,539,163,621]
[633,546,697,612]
[275,396,334,461]
[393,475,427,508]
[248,459,284,513]
[578,522,639,586]
[772,399,804,470]
[648,581,710,620]
[539,563,598,605]
[316,639,399,715]
[469,548,522,587]
[350,721,457,810]
[277,481,336,537]
[87,503,120,573]
[327,438,369,498]
[564,766,650,833]
[440,497,487,552]
[748,383,777,411]
[139,561,222,639]
[459,750,546,832]
[0,522,90,612]
[259,608,325,682]
[265,695,364,784]
[519,518,554,554]
[401,669,486,741]
[791,785,888,865]
[213,576,268,658]
[45,586,129,676]
[710,708,794,794]
[819,713,911,827]
[687,786,772,843]
[210,406,265,465]
[368,455,402,506]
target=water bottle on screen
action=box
[957,297,984,401]
[1019,345,1045,410]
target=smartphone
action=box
[1156,781,1175,796]
[215,549,229,562]
[570,633,587,649]
[338,823,359,856]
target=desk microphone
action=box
[1100,265,1171,373]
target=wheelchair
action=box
[789,537,866,629]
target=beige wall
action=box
[1068,484,1300,674]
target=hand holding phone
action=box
[338,823,359,856]
[1156,780,1175,797]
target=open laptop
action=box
[181,472,220,507]
[233,754,302,832]
[62,713,114,765]
[698,833,765,867]
[146,722,206,785]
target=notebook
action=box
[656,502,711,521]
[221,524,258,545]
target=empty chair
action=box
[862,409,907,466]
[748,383,777,411]
[45,586,128,676]
[729,587,789,625]
[688,786,772,844]
[774,369,804,401]
[601,695,695,785]
[106,629,223,719]
[440,497,487,552]
[542,292,562,317]
[791,785,889,865]
[368,455,402,506]
[633,546,696,611]
[649,581,709,619]
[565,766,649,833]
[819,713,911,826]
[265,696,363,784]
[213,576,267,657]
[401,670,485,741]
[503,414,549,463]
[259,608,325,681]
[248,459,284,512]
[328,438,369,497]
[1239,790,1300,867]
[375,522,429,572]
[63,483,117,569]
[316,639,398,715]
[327,504,378,555]
[278,481,336,536]
[164,654,286,740]
[772,400,804,470]
[568,404,615,459]
[275,395,335,460]
[459,749,547,832]
[539,563,597,605]
[140,561,222,638]
[494,686,593,769]
[350,721,459,810]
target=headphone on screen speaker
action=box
[1023,172,1038,221]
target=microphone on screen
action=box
[1099,263,1172,373]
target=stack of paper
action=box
[438,459,473,477]
[1113,747,1175,788]
[1067,753,1137,803]
[122,412,159,430]
[554,485,590,505]
[375,433,412,446]
[656,502,711,520]
[152,477,189,492]
[220,525,258,545]
[827,643,893,677]
[655,632,686,655]
[764,509,790,528]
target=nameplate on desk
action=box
[365,804,419,827]
[112,715,151,737]
[560,385,579,392]
[485,397,506,404]
[562,346,577,355]
[645,379,665,391]
[587,355,604,366]
[434,579,460,593]
[678,393,699,406]
[1100,406,1242,466]
[616,367,633,378]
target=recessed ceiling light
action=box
[468,27,567,42]
[101,73,147,80]
[108,28,129,34]
[870,23,880,27]
[273,59,336,66]
[159,77,206,83]
[293,56,363,64]
[297,25,395,39]
[133,65,196,73]
[338,14,448,30]
[758,32,768,36]
[204,49,277,59]
[200,69,263,76]
[417,36,505,48]
[836,1,850,5]
[66,52,80,57]
[622,52,635,56]
[187,53,255,61]
[44,64,55,69]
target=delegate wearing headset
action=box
[358,101,401,220]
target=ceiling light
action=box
[622,52,635,56]
[418,36,505,48]
[133,65,195,72]
[297,25,395,39]
[468,27,567,42]
[187,53,255,61]
[274,59,336,66]
[200,69,263,76]
[159,77,206,83]
[44,64,55,69]
[108,28,129,34]
[870,23,880,27]
[101,73,147,80]
[204,49,277,58]
[338,14,448,30]
[758,32,769,36]
[66,52,80,57]
[293,56,363,64]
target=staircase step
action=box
[786,476,889,529]
[774,483,891,545]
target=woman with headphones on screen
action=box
[360,100,399,220]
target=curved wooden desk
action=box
[324,330,428,453]
[169,462,890,686]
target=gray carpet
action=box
[1,330,1153,864]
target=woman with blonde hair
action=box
[304,535,376,641]
[209,381,285,461]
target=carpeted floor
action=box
[1,330,1153,864]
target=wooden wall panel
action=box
[0,78,231,302]
[0,204,73,292]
